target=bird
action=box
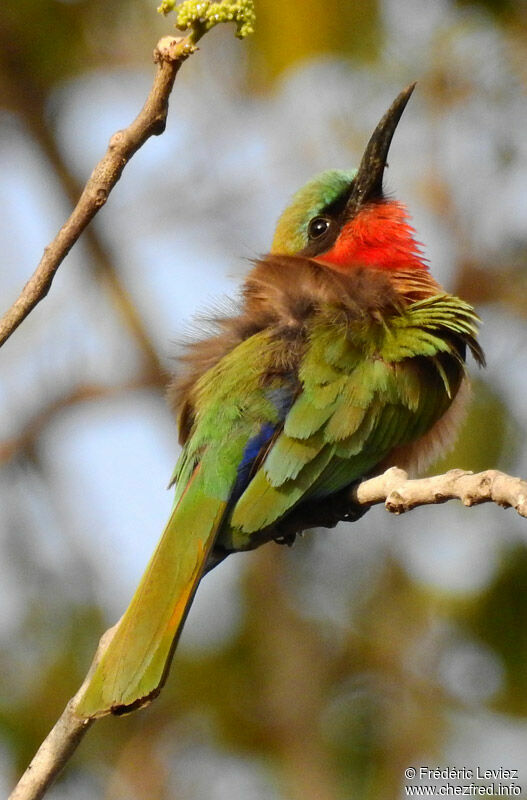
[77,84,484,718]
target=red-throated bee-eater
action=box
[77,84,484,718]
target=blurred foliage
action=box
[249,0,381,87]
[0,604,104,774]
[466,547,527,716]
[2,0,527,799]
[457,255,527,321]
[431,379,519,476]
[0,0,159,103]
[455,0,524,17]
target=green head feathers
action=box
[271,169,356,255]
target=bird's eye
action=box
[308,217,330,239]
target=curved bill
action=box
[346,82,416,216]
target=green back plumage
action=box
[171,331,290,501]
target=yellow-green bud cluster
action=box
[169,0,255,38]
[157,0,176,14]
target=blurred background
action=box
[1,0,527,797]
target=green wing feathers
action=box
[230,293,482,537]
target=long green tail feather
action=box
[77,466,226,718]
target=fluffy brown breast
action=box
[168,255,443,444]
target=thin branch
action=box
[226,467,527,557]
[7,625,118,800]
[351,466,527,517]
[9,465,527,799]
[0,34,196,349]
[7,707,92,800]
[0,22,165,380]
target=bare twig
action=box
[351,466,527,517]
[9,465,527,800]
[7,624,118,800]
[7,706,92,800]
[0,34,196,349]
[227,467,527,557]
[0,21,166,381]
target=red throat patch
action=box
[316,200,427,272]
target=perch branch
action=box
[0,34,194,349]
[225,467,527,557]
[351,466,527,517]
[9,466,527,800]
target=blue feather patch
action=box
[232,422,276,501]
[231,384,296,501]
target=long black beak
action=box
[346,83,416,216]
